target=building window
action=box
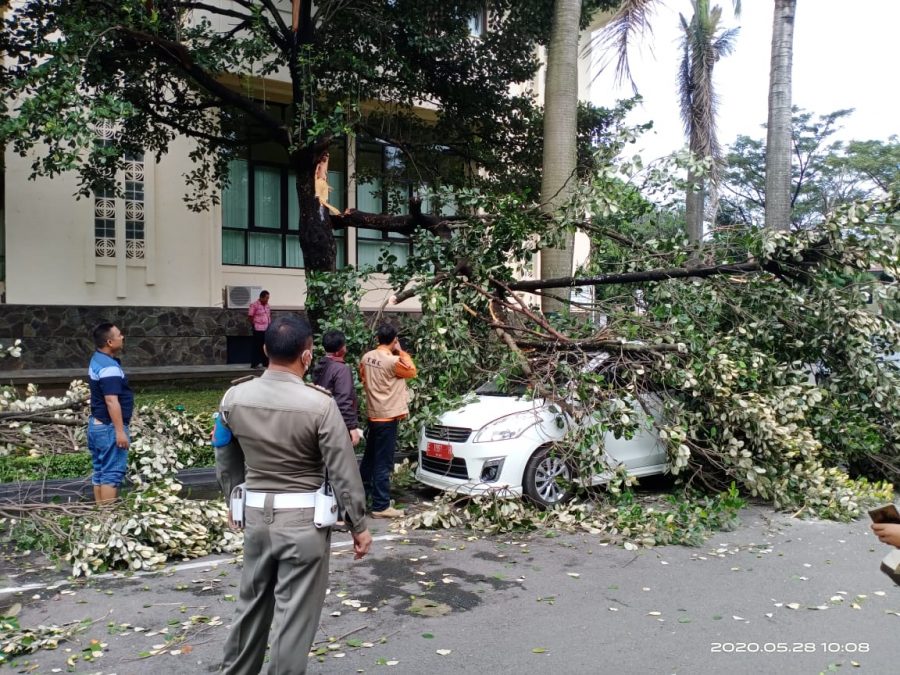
[124,153,145,260]
[94,186,117,259]
[221,106,346,269]
[355,138,460,268]
[92,122,145,260]
[356,140,413,268]
[468,7,487,37]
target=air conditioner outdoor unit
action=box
[225,285,263,309]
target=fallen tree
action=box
[0,345,238,576]
[320,141,899,526]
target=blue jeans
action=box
[87,418,129,486]
[360,420,398,512]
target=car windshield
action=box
[475,378,529,397]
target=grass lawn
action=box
[0,383,226,483]
[133,381,228,417]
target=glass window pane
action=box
[223,160,249,229]
[357,239,410,269]
[468,10,485,37]
[386,241,410,266]
[286,234,304,268]
[248,232,282,266]
[440,195,458,217]
[287,173,300,231]
[222,230,246,264]
[385,146,405,173]
[389,187,410,216]
[253,166,281,229]
[335,232,346,269]
[357,176,383,213]
[357,240,383,269]
[327,170,345,211]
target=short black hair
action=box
[376,323,397,345]
[259,290,270,298]
[92,322,117,349]
[322,330,346,354]
[265,315,312,362]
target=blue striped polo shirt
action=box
[88,350,134,424]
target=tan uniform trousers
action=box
[222,497,331,675]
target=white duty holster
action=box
[230,482,247,529]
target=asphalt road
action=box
[1,504,898,675]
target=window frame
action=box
[221,137,348,270]
[354,139,415,267]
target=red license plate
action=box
[426,442,453,460]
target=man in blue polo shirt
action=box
[88,323,133,503]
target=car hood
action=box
[437,395,548,431]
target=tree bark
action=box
[539,0,581,314]
[765,0,796,231]
[294,151,336,332]
[685,167,705,243]
[295,154,336,274]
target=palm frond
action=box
[587,0,661,94]
[713,27,739,59]
[678,13,693,142]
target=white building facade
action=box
[0,3,607,368]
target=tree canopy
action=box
[720,108,900,229]
[1,0,627,289]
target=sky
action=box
[588,0,900,162]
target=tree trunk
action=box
[539,0,581,315]
[765,0,796,231]
[294,150,336,332]
[685,167,705,243]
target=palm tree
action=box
[592,0,740,244]
[678,0,739,243]
[540,0,582,314]
[765,0,796,231]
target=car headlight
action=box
[473,410,543,443]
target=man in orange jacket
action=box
[359,323,416,518]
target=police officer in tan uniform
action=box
[215,315,372,675]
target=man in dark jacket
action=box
[312,330,362,446]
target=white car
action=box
[415,363,668,507]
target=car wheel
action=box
[523,445,574,508]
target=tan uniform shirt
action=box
[360,346,416,420]
[215,370,367,534]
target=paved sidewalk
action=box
[1,505,898,674]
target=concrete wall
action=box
[3,137,220,308]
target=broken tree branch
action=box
[514,340,683,352]
[505,261,762,292]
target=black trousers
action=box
[251,330,268,368]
